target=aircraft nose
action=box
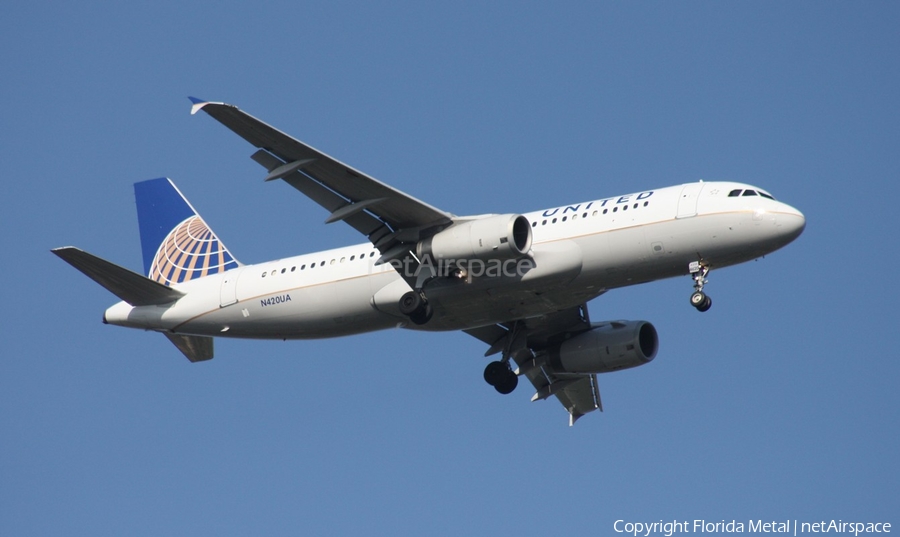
[778,204,806,243]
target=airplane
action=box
[53,97,806,424]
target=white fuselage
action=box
[104,181,805,339]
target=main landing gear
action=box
[689,260,712,312]
[482,323,524,395]
[399,290,433,325]
[483,360,518,394]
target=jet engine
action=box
[417,214,533,262]
[548,321,658,374]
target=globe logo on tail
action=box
[149,215,238,285]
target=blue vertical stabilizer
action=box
[134,178,239,285]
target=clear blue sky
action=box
[2,2,897,535]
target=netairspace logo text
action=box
[614,520,891,537]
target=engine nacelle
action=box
[549,321,659,374]
[417,214,533,262]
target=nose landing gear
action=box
[689,260,712,312]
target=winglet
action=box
[188,96,222,115]
[569,411,581,427]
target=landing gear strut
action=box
[399,290,433,325]
[483,360,518,394]
[689,260,712,312]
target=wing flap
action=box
[250,148,388,238]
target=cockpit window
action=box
[730,188,775,200]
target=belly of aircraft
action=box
[175,275,399,339]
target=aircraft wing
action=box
[189,98,453,265]
[465,304,603,425]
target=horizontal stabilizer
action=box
[52,247,184,306]
[164,332,214,362]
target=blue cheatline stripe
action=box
[134,178,197,277]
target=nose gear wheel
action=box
[690,291,712,312]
